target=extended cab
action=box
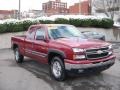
[11,24,116,81]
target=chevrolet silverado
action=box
[11,24,116,81]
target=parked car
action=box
[11,24,115,81]
[81,31,105,40]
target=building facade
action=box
[91,0,120,21]
[69,0,90,15]
[0,10,18,20]
[22,10,45,18]
[42,0,68,16]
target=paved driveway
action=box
[0,43,120,90]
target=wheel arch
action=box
[48,49,66,65]
[12,43,18,50]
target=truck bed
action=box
[12,35,25,41]
[11,35,26,46]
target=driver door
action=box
[33,27,48,63]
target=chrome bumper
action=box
[65,59,115,70]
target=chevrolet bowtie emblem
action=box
[97,50,103,54]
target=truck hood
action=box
[56,37,109,49]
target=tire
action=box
[14,48,24,63]
[50,57,66,81]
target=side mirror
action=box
[36,36,46,41]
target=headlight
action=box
[73,48,84,53]
[73,55,86,60]
[72,48,85,60]
[108,45,112,49]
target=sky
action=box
[0,0,80,11]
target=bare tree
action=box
[92,0,120,19]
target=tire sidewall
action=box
[50,57,66,81]
[14,48,23,63]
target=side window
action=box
[26,27,36,40]
[35,28,46,40]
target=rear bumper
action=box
[65,55,116,71]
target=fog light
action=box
[78,69,84,73]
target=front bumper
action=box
[65,59,115,70]
[65,55,116,71]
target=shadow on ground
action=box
[18,58,120,90]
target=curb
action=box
[0,48,11,50]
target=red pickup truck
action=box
[11,24,116,81]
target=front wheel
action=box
[14,48,24,63]
[50,57,66,81]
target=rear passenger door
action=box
[33,27,48,63]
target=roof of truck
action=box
[31,24,72,27]
[29,24,73,30]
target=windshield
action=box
[48,25,85,39]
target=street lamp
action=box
[18,0,21,20]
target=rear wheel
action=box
[50,57,66,81]
[14,48,24,63]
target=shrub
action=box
[54,18,69,24]
[22,20,33,31]
[0,18,113,34]
[80,19,92,27]
[0,24,7,33]
[39,20,54,24]
[101,18,113,28]
[12,22,24,32]
[69,19,82,27]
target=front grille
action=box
[86,47,110,60]
[86,47,108,52]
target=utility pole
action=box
[18,0,21,20]
[89,0,92,15]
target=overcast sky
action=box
[0,0,81,11]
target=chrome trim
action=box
[25,49,31,54]
[65,59,115,70]
[86,50,108,55]
[32,50,47,58]
[85,46,109,51]
[86,54,112,60]
[25,49,47,58]
[85,46,111,60]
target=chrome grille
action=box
[86,47,110,60]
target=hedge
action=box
[0,18,113,33]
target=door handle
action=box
[41,47,45,49]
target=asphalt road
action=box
[0,43,120,90]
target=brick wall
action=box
[69,1,90,15]
[42,0,68,16]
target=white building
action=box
[21,10,45,19]
[91,0,120,22]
